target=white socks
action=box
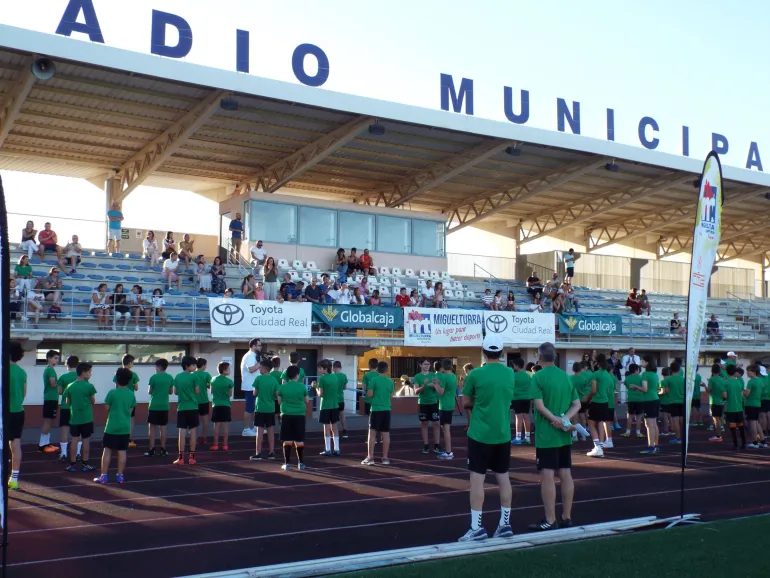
[515,432,521,440]
[333,436,340,452]
[60,442,68,456]
[77,441,82,454]
[324,436,331,452]
[593,438,603,448]
[11,470,19,482]
[499,507,511,527]
[524,432,530,440]
[39,433,50,447]
[471,509,483,530]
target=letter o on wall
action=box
[292,44,330,87]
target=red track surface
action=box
[7,426,770,578]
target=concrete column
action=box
[630,258,647,290]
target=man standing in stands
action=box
[564,248,576,283]
[107,202,124,254]
[229,213,243,264]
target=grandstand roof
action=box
[1,47,770,262]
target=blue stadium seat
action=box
[117,264,132,270]
[69,273,85,279]
[167,315,183,322]
[127,254,142,260]
[124,276,139,282]
[186,291,199,297]
[29,257,42,264]
[177,303,192,309]
[133,266,149,272]
[167,290,182,296]
[61,284,73,291]
[150,266,162,273]
[99,263,116,269]
[142,277,157,283]
[71,312,89,319]
[106,276,121,282]
[87,275,104,280]
[76,286,92,292]
[81,262,97,268]
[93,252,109,257]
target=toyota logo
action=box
[485,314,508,333]
[211,303,245,326]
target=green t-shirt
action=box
[57,370,78,410]
[662,374,685,404]
[763,375,770,401]
[414,372,439,405]
[362,370,378,403]
[692,373,703,400]
[318,373,340,411]
[462,363,515,444]
[590,369,614,404]
[531,365,579,449]
[369,374,394,411]
[624,374,643,402]
[43,366,59,402]
[335,372,348,404]
[745,377,763,408]
[280,366,306,385]
[113,369,140,392]
[512,370,532,401]
[194,370,212,404]
[148,373,174,411]
[10,364,26,413]
[63,380,97,425]
[254,374,279,413]
[639,371,660,402]
[270,370,283,384]
[15,264,32,278]
[278,380,308,416]
[211,375,234,407]
[724,378,745,413]
[571,372,592,401]
[174,372,199,411]
[104,387,136,435]
[438,372,458,411]
[708,375,725,406]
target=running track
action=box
[6,426,770,578]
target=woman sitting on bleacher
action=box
[507,291,516,311]
[20,220,38,259]
[143,231,161,266]
[626,288,643,315]
[162,231,177,259]
[210,256,226,295]
[129,285,152,331]
[195,261,212,294]
[14,255,34,296]
[433,282,447,309]
[110,283,131,330]
[151,288,168,332]
[241,275,256,299]
[89,283,110,330]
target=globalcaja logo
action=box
[321,305,339,322]
[564,316,578,331]
[211,303,245,326]
[485,314,508,333]
[407,310,431,335]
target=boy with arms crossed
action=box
[145,358,173,457]
[211,362,234,450]
[174,356,200,464]
[317,360,341,456]
[95,368,137,484]
[252,359,279,460]
[40,349,60,453]
[414,358,441,454]
[57,355,79,461]
[278,365,309,471]
[63,363,97,472]
[437,359,458,460]
[362,361,395,465]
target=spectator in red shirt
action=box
[359,249,376,275]
[395,287,410,307]
[37,222,66,271]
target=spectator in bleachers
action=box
[318,274,333,304]
[178,234,195,271]
[304,277,322,303]
[250,240,266,274]
[162,252,182,292]
[707,314,723,342]
[355,275,370,299]
[626,288,643,315]
[107,202,124,254]
[241,275,256,299]
[254,282,266,300]
[90,282,111,330]
[370,289,382,305]
[210,257,226,294]
[409,289,419,306]
[263,257,279,300]
[639,289,651,316]
[335,248,348,281]
[229,212,243,264]
[151,288,168,332]
[195,261,212,294]
[20,220,38,258]
[420,280,435,307]
[14,255,34,296]
[129,285,151,331]
[564,248,576,283]
[507,291,516,311]
[27,280,45,328]
[351,287,365,305]
[292,281,306,302]
[526,271,543,297]
[670,313,685,340]
[110,284,131,330]
[143,231,161,265]
[545,273,561,301]
[529,295,544,313]
[433,282,447,309]
[9,279,20,328]
[63,235,83,274]
[493,289,504,310]
[359,249,376,275]
[562,282,580,312]
[42,267,63,308]
[37,222,66,271]
[335,282,352,304]
[347,248,360,273]
[162,231,177,259]
[481,288,494,309]
[278,273,295,301]
[395,287,410,307]
[223,288,234,298]
[551,291,564,314]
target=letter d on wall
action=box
[151,10,193,58]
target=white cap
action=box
[760,366,768,377]
[719,359,726,365]
[727,351,736,357]
[482,334,505,353]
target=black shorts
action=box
[536,445,572,471]
[691,399,701,409]
[725,411,744,425]
[668,403,685,418]
[369,410,391,433]
[578,402,589,414]
[8,411,24,440]
[147,410,169,426]
[59,408,71,427]
[418,403,439,422]
[103,433,130,451]
[745,406,760,420]
[467,437,510,475]
[511,400,531,414]
[42,400,58,420]
[566,267,574,277]
[131,407,136,418]
[364,401,371,416]
[440,409,453,426]
[642,400,660,419]
[212,406,232,423]
[319,408,340,425]
[338,401,345,411]
[605,406,616,422]
[761,400,770,412]
[627,401,643,415]
[254,411,275,428]
[660,403,672,414]
[588,402,608,422]
[177,409,200,430]
[70,422,94,439]
[275,401,281,415]
[198,403,210,416]
[711,404,724,418]
[280,414,306,443]
[42,243,57,253]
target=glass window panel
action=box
[36,342,63,365]
[376,215,411,254]
[298,207,337,247]
[127,344,188,365]
[338,211,375,251]
[62,343,126,365]
[412,219,446,257]
[248,201,297,244]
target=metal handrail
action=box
[473,262,514,293]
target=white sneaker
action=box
[361,457,376,466]
[242,428,257,437]
[587,446,604,458]
[603,439,614,449]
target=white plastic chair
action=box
[392,267,403,276]
[419,269,429,279]
[277,258,290,270]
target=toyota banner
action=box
[483,311,555,344]
[208,298,311,339]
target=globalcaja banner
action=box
[312,304,403,330]
[558,314,623,336]
[404,308,483,347]
[484,311,555,344]
[208,298,311,339]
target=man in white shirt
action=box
[619,347,641,437]
[564,248,576,283]
[240,338,261,436]
[420,280,435,307]
[162,253,182,291]
[620,347,640,376]
[250,240,266,276]
[64,234,83,274]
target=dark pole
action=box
[1,173,10,577]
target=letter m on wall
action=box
[440,74,474,115]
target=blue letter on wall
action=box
[503,88,529,124]
[55,0,104,43]
[712,133,729,155]
[440,74,474,115]
[236,30,249,73]
[292,44,330,87]
[638,116,660,149]
[557,99,580,134]
[151,10,193,59]
[682,126,690,157]
[746,142,763,171]
[606,109,615,141]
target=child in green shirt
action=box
[96,367,137,484]
[332,360,349,438]
[195,358,212,445]
[63,363,97,472]
[57,355,80,461]
[146,358,174,457]
[211,361,234,451]
[174,356,201,465]
[8,342,27,490]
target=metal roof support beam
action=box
[356,139,512,207]
[586,186,769,253]
[113,90,226,204]
[657,216,770,259]
[715,237,770,264]
[236,115,373,195]
[446,157,608,234]
[518,172,691,244]
[0,60,36,149]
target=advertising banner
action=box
[404,308,483,347]
[209,298,311,339]
[558,314,623,336]
[484,311,556,344]
[312,304,403,330]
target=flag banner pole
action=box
[0,173,11,577]
[682,152,723,520]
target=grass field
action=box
[334,515,770,578]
